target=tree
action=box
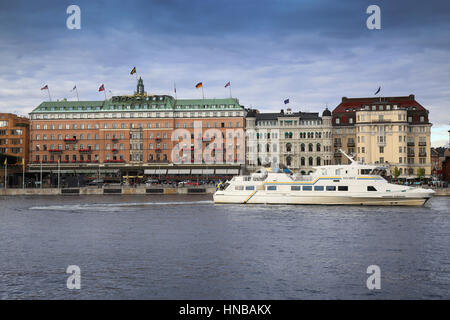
[393,166,401,179]
[417,167,425,181]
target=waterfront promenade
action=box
[0,186,217,196]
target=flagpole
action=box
[4,160,7,190]
[47,87,52,101]
[40,160,42,189]
[229,85,232,98]
[58,160,60,189]
[75,87,79,101]
[22,160,25,189]
[201,86,205,99]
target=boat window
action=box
[303,186,312,191]
[367,186,377,191]
[291,186,301,191]
[335,169,341,175]
[326,186,336,191]
[314,186,324,191]
[338,186,348,191]
[360,169,371,175]
[245,186,255,191]
[235,186,244,190]
[266,186,277,191]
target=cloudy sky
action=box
[0,0,449,146]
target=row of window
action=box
[32,130,243,141]
[0,147,23,154]
[0,129,23,136]
[31,111,245,120]
[34,121,242,130]
[235,185,378,192]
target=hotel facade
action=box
[332,95,432,177]
[28,79,246,182]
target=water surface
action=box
[0,195,449,299]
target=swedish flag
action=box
[130,67,136,75]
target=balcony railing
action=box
[347,142,355,147]
[334,142,342,147]
[64,138,77,143]
[407,142,415,146]
[79,149,92,153]
[418,142,427,146]
[419,152,427,157]
[407,152,415,157]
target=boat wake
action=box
[30,200,213,211]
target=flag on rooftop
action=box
[284,98,289,104]
[374,86,381,95]
[225,81,230,88]
[71,85,77,92]
[41,85,48,90]
[98,84,105,92]
[195,82,203,89]
[130,67,136,75]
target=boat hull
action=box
[213,193,432,206]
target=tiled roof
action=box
[332,95,428,113]
[30,96,244,113]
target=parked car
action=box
[87,179,104,186]
[145,179,159,186]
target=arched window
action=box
[309,157,313,166]
[286,156,292,166]
[301,143,305,152]
[316,157,321,166]
[266,143,270,152]
[316,143,321,152]
[308,143,313,152]
[286,143,292,152]
[301,157,305,166]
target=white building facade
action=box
[246,107,333,174]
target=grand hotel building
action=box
[28,79,246,180]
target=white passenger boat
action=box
[214,151,434,206]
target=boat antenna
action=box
[339,148,357,164]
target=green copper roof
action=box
[30,96,243,114]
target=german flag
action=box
[195,82,203,89]
[130,67,136,75]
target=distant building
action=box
[245,107,333,173]
[332,95,432,178]
[28,78,246,184]
[0,113,30,187]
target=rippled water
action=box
[0,195,449,299]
